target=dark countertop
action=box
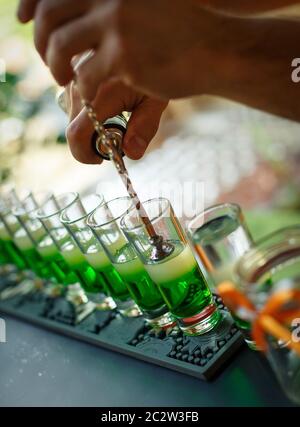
[0,315,295,407]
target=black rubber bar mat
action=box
[0,278,244,380]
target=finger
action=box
[75,34,120,101]
[34,0,92,60]
[123,98,168,160]
[66,80,132,164]
[17,0,40,23]
[69,82,83,121]
[66,108,103,165]
[46,14,103,86]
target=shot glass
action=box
[0,192,51,299]
[121,197,221,336]
[0,189,34,278]
[87,196,175,327]
[0,197,30,295]
[0,189,38,277]
[0,191,18,267]
[60,194,116,310]
[11,192,80,297]
[0,196,31,272]
[235,226,300,404]
[188,203,253,290]
[36,192,100,320]
[187,203,254,344]
[12,191,57,280]
[0,200,10,266]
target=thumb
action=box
[123,98,168,160]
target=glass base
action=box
[73,300,96,324]
[237,327,260,351]
[66,283,89,306]
[0,264,18,276]
[145,311,176,329]
[178,304,221,336]
[86,292,117,311]
[118,299,141,318]
[43,282,64,298]
[0,278,37,301]
[0,266,32,288]
[245,338,260,351]
[66,284,96,323]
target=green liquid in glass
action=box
[0,221,8,264]
[85,244,131,301]
[13,228,54,279]
[37,232,76,285]
[2,239,27,269]
[0,220,27,269]
[60,241,105,294]
[22,246,54,279]
[0,239,9,265]
[114,244,166,313]
[146,244,213,319]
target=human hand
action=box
[63,79,168,164]
[17,0,222,101]
[19,1,300,129]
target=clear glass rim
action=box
[0,187,31,203]
[187,202,242,234]
[120,197,171,233]
[0,185,16,200]
[0,188,32,216]
[12,191,53,218]
[60,193,104,225]
[87,196,134,229]
[237,225,300,283]
[36,192,79,220]
[0,200,10,216]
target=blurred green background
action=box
[0,0,66,184]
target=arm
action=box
[209,16,300,121]
[200,0,300,16]
[17,0,300,138]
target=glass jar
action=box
[236,226,300,405]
